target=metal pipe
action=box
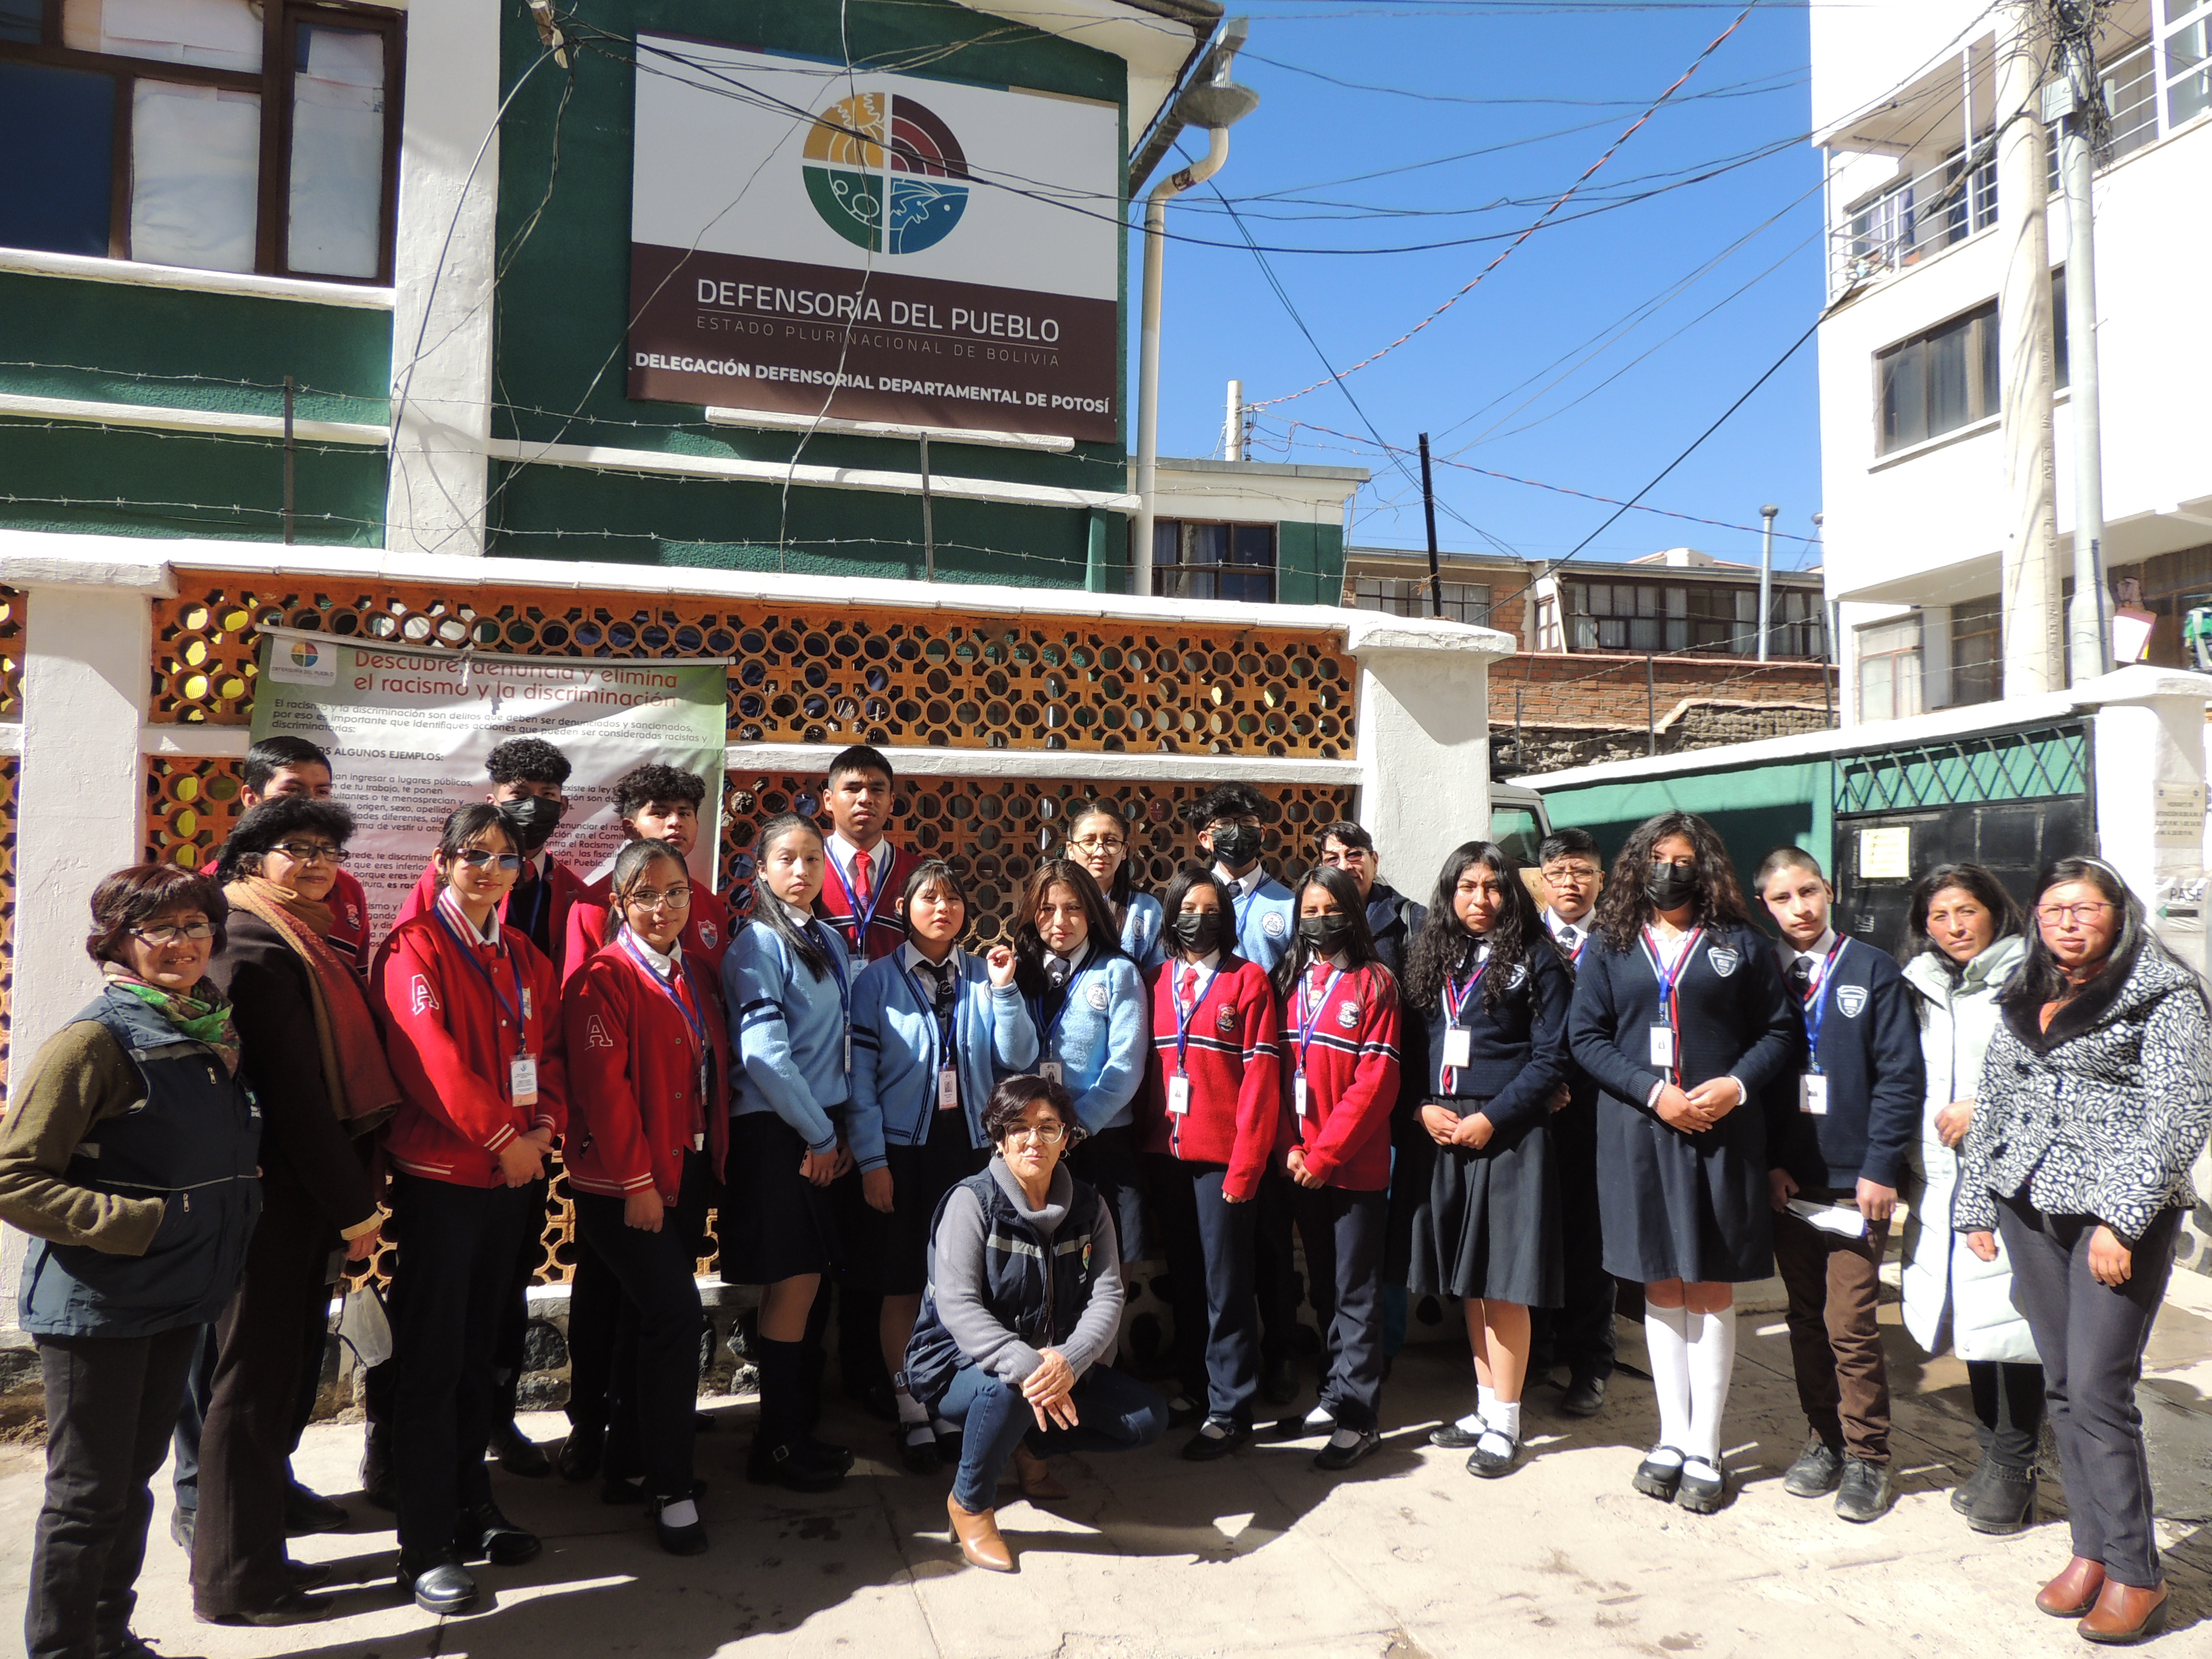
[2061,37,2109,682]
[1645,654,1656,756]
[1133,123,1231,599]
[1419,433,1443,619]
[919,433,935,581]
[282,374,296,546]
[1757,503,1779,661]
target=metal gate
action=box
[1832,721,2093,951]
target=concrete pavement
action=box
[3,1273,2209,1659]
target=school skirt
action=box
[719,1111,839,1286]
[1408,1105,1562,1308]
[1070,1123,1153,1264]
[1594,1089,1772,1285]
[880,1106,990,1297]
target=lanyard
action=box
[432,900,527,1034]
[620,930,709,1061]
[1031,956,1091,1053]
[1795,936,1848,1073]
[1170,962,1221,1075]
[812,920,851,1023]
[826,844,889,951]
[509,860,551,945]
[1440,951,1487,1092]
[902,957,960,1076]
[1640,925,1704,1075]
[1293,968,1346,1076]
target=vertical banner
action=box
[626,32,1121,441]
[250,631,729,942]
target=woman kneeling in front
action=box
[905,1075,1168,1573]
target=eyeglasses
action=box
[2036,901,2113,926]
[455,849,523,871]
[1543,865,1601,883]
[1070,835,1126,854]
[272,841,348,865]
[623,886,693,911]
[133,921,215,945]
[1003,1122,1069,1146]
[1319,849,1372,866]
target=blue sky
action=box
[1141,0,1827,573]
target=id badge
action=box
[692,1132,705,1152]
[509,1053,540,1107]
[521,986,533,1022]
[1293,1073,1309,1118]
[1800,1073,1829,1116]
[1039,1060,1065,1085]
[937,1066,960,1110]
[1647,1024,1676,1069]
[1442,1027,1473,1070]
[1167,1073,1192,1115]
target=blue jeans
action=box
[937,1362,1168,1512]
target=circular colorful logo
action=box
[289,640,323,669]
[803,91,969,255]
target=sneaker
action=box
[1466,1430,1521,1479]
[1783,1436,1845,1498]
[1675,1456,1727,1514]
[1965,1464,2036,1535]
[454,1501,541,1565]
[1632,1444,1685,1501]
[1314,1425,1381,1471]
[1180,1417,1251,1462]
[1834,1456,1895,1524]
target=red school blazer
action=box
[1140,956,1282,1202]
[561,936,731,1201]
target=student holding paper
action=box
[1755,848,1925,1525]
[1566,812,1800,1515]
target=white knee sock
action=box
[1643,1304,1692,1462]
[1684,1306,1737,1468]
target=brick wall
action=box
[1490,650,1836,730]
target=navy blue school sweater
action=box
[1762,936,1924,1191]
[1424,943,1574,1134]
[1566,920,1803,1122]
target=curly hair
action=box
[1588,811,1750,953]
[486,736,571,787]
[612,763,706,818]
[1403,841,1552,1010]
[213,797,356,886]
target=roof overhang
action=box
[954,0,1219,158]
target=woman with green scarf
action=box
[0,865,264,1659]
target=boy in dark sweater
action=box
[1755,848,1924,1526]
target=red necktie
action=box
[1178,963,1198,1010]
[852,848,873,909]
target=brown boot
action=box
[2078,1580,2168,1645]
[1012,1445,1069,1502]
[2036,1557,2108,1619]
[946,1492,1015,1573]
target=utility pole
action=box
[1757,504,1779,661]
[1418,433,1443,619]
[1223,379,1243,460]
[1996,1,2065,697]
[2051,2,2110,682]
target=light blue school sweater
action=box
[847,948,1038,1169]
[1121,892,1166,972]
[1032,945,1149,1134]
[722,917,852,1155]
[1222,868,1296,972]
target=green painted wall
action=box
[1277,521,1346,606]
[489,0,1133,585]
[1538,759,1835,899]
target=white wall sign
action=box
[1857,824,1911,879]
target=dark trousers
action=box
[1289,1183,1387,1430]
[1773,1202,1893,1463]
[938,1362,1167,1512]
[1146,1154,1258,1423]
[572,1152,712,1499]
[1254,1172,1323,1369]
[192,1178,336,1616]
[27,1326,201,1659]
[1534,1096,1616,1382]
[167,1326,216,1515]
[387,1174,533,1556]
[1998,1197,2180,1588]
[1969,1358,2046,1470]
[490,1175,550,1425]
[564,1245,619,1438]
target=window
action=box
[1350,575,1491,625]
[1876,302,1999,454]
[1561,579,1765,655]
[1950,597,2002,707]
[1849,178,1915,272]
[2104,41,2160,158]
[2167,0,2212,128]
[1944,143,1996,244]
[1153,521,1274,604]
[1856,616,1923,721]
[0,0,401,282]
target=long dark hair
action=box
[897,858,968,943]
[1589,810,1750,953]
[749,812,835,981]
[1903,861,2024,977]
[1159,864,1243,968]
[1070,802,1137,908]
[1998,855,2173,1012]
[1404,841,1551,1010]
[606,839,688,937]
[1271,865,1385,1002]
[1012,859,1125,998]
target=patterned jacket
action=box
[1956,939,2212,1242]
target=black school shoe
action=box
[489,1419,552,1479]
[1674,1457,1728,1514]
[748,1438,845,1492]
[1428,1419,1485,1450]
[454,1501,541,1566]
[1466,1431,1521,1479]
[196,1591,334,1628]
[1314,1426,1381,1471]
[1783,1436,1845,1498]
[649,1494,709,1557]
[397,1551,478,1616]
[1632,1445,1686,1501]
[1180,1417,1252,1462]
[558,1425,604,1483]
[1834,1457,1894,1524]
[283,1481,349,1535]
[1559,1374,1608,1419]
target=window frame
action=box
[1873,300,2000,456]
[1554,577,1823,658]
[1855,614,1924,722]
[1151,519,1277,605]
[1348,573,1491,626]
[0,0,404,284]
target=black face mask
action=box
[1297,914,1353,955]
[1171,911,1224,954]
[1209,823,1263,869]
[498,793,565,855]
[1645,862,1699,912]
